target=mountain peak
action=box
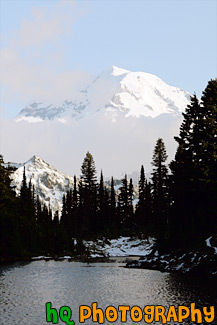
[26,155,46,166]
[111,65,130,76]
[15,66,191,122]
[28,155,41,162]
[10,156,74,212]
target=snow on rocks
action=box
[83,237,156,258]
[8,155,74,213]
[206,236,217,255]
[126,235,217,275]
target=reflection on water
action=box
[0,260,216,324]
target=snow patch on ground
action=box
[83,236,155,257]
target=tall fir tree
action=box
[109,176,117,233]
[72,175,79,236]
[170,80,217,247]
[96,170,106,232]
[135,165,146,229]
[118,175,134,233]
[19,166,38,253]
[118,174,128,229]
[128,178,134,229]
[0,156,23,260]
[144,180,152,234]
[80,152,97,236]
[151,138,169,240]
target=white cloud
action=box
[0,47,90,105]
[0,0,90,114]
[13,1,77,48]
[0,113,181,179]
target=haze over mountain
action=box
[2,66,191,178]
[15,66,190,123]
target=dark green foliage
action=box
[109,176,117,233]
[118,174,128,225]
[79,152,97,236]
[135,165,146,229]
[96,170,110,233]
[118,175,135,233]
[144,180,152,232]
[169,79,217,249]
[128,178,134,225]
[81,151,97,190]
[135,166,153,234]
[72,176,79,237]
[151,138,169,237]
[0,156,23,260]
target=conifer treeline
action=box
[0,79,216,261]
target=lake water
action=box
[0,259,216,324]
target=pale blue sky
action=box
[0,0,217,118]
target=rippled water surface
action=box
[0,260,216,324]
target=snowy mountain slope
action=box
[9,155,74,213]
[15,66,191,123]
[7,155,139,214]
[5,66,192,179]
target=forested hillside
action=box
[0,79,216,266]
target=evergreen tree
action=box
[0,156,23,260]
[151,138,169,238]
[42,204,53,254]
[98,171,105,208]
[0,158,41,260]
[65,188,74,243]
[52,211,60,254]
[79,152,97,236]
[66,189,73,228]
[19,166,38,253]
[109,176,117,232]
[81,151,97,191]
[200,80,217,232]
[128,178,134,226]
[73,176,78,209]
[97,170,106,232]
[72,176,78,236]
[118,174,128,228]
[118,175,134,233]
[170,80,217,247]
[135,165,146,229]
[19,166,29,216]
[199,79,217,184]
[61,194,67,228]
[36,195,42,223]
[144,180,152,233]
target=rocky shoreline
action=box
[126,235,217,276]
[1,235,216,276]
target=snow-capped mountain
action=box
[7,155,138,214]
[9,155,74,213]
[15,66,191,123]
[3,66,192,179]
